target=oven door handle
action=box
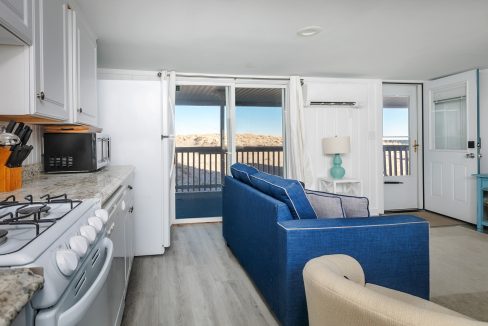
[58,238,114,326]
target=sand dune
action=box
[176,133,283,147]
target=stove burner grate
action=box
[0,193,82,254]
[17,205,51,216]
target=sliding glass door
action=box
[173,80,286,221]
[235,87,285,176]
[174,83,230,219]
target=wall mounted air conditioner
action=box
[302,84,360,108]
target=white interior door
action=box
[424,70,479,223]
[383,84,421,210]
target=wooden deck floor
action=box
[121,223,278,326]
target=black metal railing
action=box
[236,146,284,176]
[383,144,410,176]
[175,146,283,192]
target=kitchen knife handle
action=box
[21,128,32,145]
[13,122,24,135]
[5,121,16,133]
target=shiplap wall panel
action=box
[303,78,383,214]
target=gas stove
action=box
[0,194,82,256]
[0,193,111,319]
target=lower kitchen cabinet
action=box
[87,171,135,326]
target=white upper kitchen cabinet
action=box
[0,0,99,124]
[0,0,32,45]
[72,10,98,126]
[33,0,70,120]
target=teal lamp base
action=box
[330,153,345,179]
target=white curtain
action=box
[286,76,313,186]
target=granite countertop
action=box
[0,269,43,326]
[0,165,135,204]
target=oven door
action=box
[35,238,114,326]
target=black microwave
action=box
[43,133,110,173]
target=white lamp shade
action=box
[322,136,350,155]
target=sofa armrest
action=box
[277,215,430,326]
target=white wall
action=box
[480,69,488,174]
[302,78,384,215]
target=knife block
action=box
[0,147,22,192]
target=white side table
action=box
[317,177,362,196]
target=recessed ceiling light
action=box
[297,26,323,37]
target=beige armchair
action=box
[303,255,486,326]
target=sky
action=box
[383,108,409,138]
[175,105,406,138]
[175,105,283,136]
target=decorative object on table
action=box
[322,136,350,179]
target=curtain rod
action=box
[158,71,292,81]
[433,96,466,105]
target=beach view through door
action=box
[174,84,228,219]
[174,84,285,220]
[235,87,285,176]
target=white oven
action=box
[35,187,127,326]
[35,237,113,326]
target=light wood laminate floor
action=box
[121,223,278,326]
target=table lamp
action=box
[322,136,350,179]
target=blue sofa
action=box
[222,174,430,326]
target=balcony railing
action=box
[383,144,410,176]
[175,146,284,192]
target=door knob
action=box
[465,153,476,159]
[413,140,419,153]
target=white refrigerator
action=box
[98,73,173,256]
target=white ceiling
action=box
[77,0,488,80]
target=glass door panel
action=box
[174,84,228,219]
[431,85,467,151]
[383,100,410,177]
[235,87,285,176]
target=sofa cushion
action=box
[306,190,370,218]
[230,163,259,185]
[305,191,345,218]
[249,172,317,219]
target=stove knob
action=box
[80,225,97,244]
[94,209,109,224]
[56,249,79,276]
[88,217,103,232]
[69,235,89,257]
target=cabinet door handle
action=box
[37,91,45,100]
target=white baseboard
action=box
[172,217,222,225]
[370,208,382,216]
